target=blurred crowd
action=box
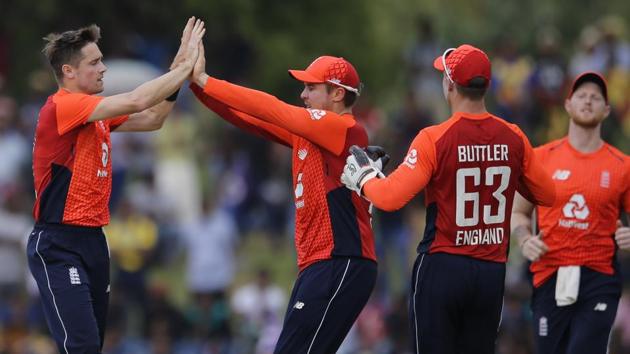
[0,14,629,354]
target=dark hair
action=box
[326,84,358,107]
[42,24,101,81]
[455,76,488,100]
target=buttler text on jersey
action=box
[457,144,509,162]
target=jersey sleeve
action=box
[200,76,354,155]
[54,93,103,135]
[108,115,130,131]
[190,83,293,147]
[362,129,436,211]
[517,132,556,206]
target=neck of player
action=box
[450,97,487,115]
[568,121,603,153]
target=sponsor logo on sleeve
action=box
[307,109,327,121]
[403,149,418,169]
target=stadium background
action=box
[1,0,629,352]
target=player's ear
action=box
[332,86,346,103]
[603,102,611,119]
[62,64,75,79]
[563,98,572,115]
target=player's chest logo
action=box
[552,169,571,181]
[558,193,590,230]
[600,170,610,188]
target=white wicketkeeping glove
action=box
[341,145,381,195]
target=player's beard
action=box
[570,112,605,129]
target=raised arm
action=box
[89,18,204,123]
[189,43,352,155]
[113,17,200,132]
[190,83,293,147]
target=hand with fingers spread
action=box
[615,219,630,251]
[170,17,196,70]
[172,17,205,73]
[519,232,548,262]
[192,40,206,83]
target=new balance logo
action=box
[69,267,81,285]
[298,149,308,160]
[594,303,608,311]
[293,301,305,310]
[552,169,571,180]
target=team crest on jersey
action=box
[403,149,417,169]
[600,171,610,188]
[306,109,326,121]
[552,169,571,180]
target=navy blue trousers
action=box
[531,267,621,354]
[274,257,377,354]
[410,252,505,354]
[27,224,110,354]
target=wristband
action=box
[165,89,180,102]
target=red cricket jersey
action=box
[190,80,376,271]
[363,112,556,263]
[531,138,630,287]
[32,89,128,226]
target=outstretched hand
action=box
[191,40,206,83]
[170,17,195,70]
[170,17,205,72]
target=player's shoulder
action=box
[488,114,529,137]
[535,138,567,154]
[52,89,98,108]
[421,118,458,141]
[602,142,630,166]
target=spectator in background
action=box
[492,36,534,135]
[180,190,237,349]
[569,26,606,77]
[527,27,569,144]
[404,17,445,119]
[105,197,160,326]
[231,269,286,354]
